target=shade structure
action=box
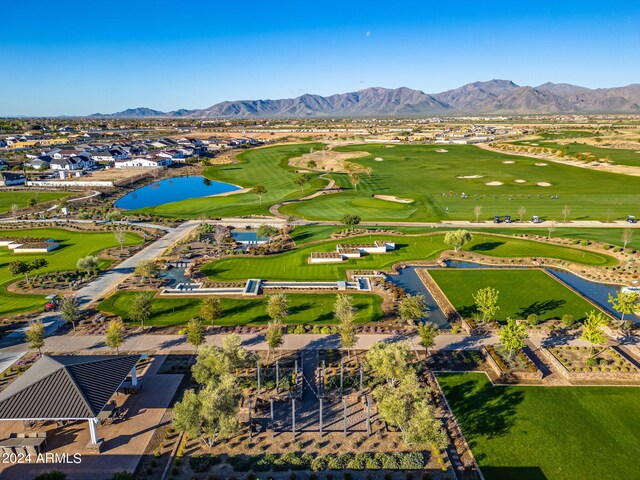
[0,355,140,421]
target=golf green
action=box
[428,268,599,321]
[97,291,384,326]
[438,373,640,480]
[0,228,143,316]
[201,233,616,283]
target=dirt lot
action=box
[61,167,155,182]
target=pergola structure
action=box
[0,355,141,449]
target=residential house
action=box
[0,158,9,170]
[114,156,173,169]
[25,156,52,170]
[0,172,26,186]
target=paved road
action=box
[0,217,176,232]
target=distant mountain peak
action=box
[87,81,640,118]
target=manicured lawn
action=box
[0,228,142,316]
[279,143,640,222]
[201,233,616,282]
[97,291,384,326]
[428,268,599,322]
[131,143,326,218]
[0,191,70,213]
[438,373,640,480]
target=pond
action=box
[115,176,241,209]
[232,231,269,244]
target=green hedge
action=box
[226,451,425,473]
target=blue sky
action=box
[1,0,639,116]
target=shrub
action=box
[399,452,426,470]
[527,314,540,326]
[562,314,575,327]
[580,240,590,246]
[190,454,212,473]
[310,455,328,471]
[586,357,598,367]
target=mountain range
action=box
[90,80,640,118]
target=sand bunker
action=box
[436,149,448,153]
[374,157,384,161]
[289,150,369,172]
[502,160,516,164]
[514,179,527,183]
[385,145,395,148]
[457,175,483,179]
[373,194,414,204]
[531,143,539,146]
[485,181,504,186]
[535,163,548,166]
[537,182,552,187]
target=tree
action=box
[200,297,223,325]
[416,322,438,355]
[547,220,556,239]
[340,214,361,230]
[498,317,528,360]
[114,228,127,254]
[25,319,45,355]
[581,310,608,357]
[76,255,99,274]
[128,292,153,328]
[33,471,67,480]
[173,374,242,447]
[10,203,19,216]
[60,295,81,331]
[9,258,48,284]
[105,210,122,223]
[105,318,125,354]
[265,319,284,360]
[608,290,638,323]
[444,230,473,252]
[306,159,317,169]
[191,334,253,385]
[398,294,427,324]
[622,229,633,251]
[517,206,527,222]
[473,205,483,223]
[366,341,414,386]
[135,260,159,283]
[251,185,267,205]
[334,294,358,356]
[266,293,288,322]
[27,197,38,208]
[373,371,446,449]
[257,224,278,239]
[294,172,311,192]
[348,172,360,190]
[562,205,571,223]
[186,318,205,351]
[473,287,500,323]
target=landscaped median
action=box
[97,291,384,327]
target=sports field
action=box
[428,268,599,321]
[278,144,640,222]
[438,373,640,480]
[97,291,384,326]
[0,228,142,316]
[201,233,616,282]
[131,143,325,218]
[0,191,70,213]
